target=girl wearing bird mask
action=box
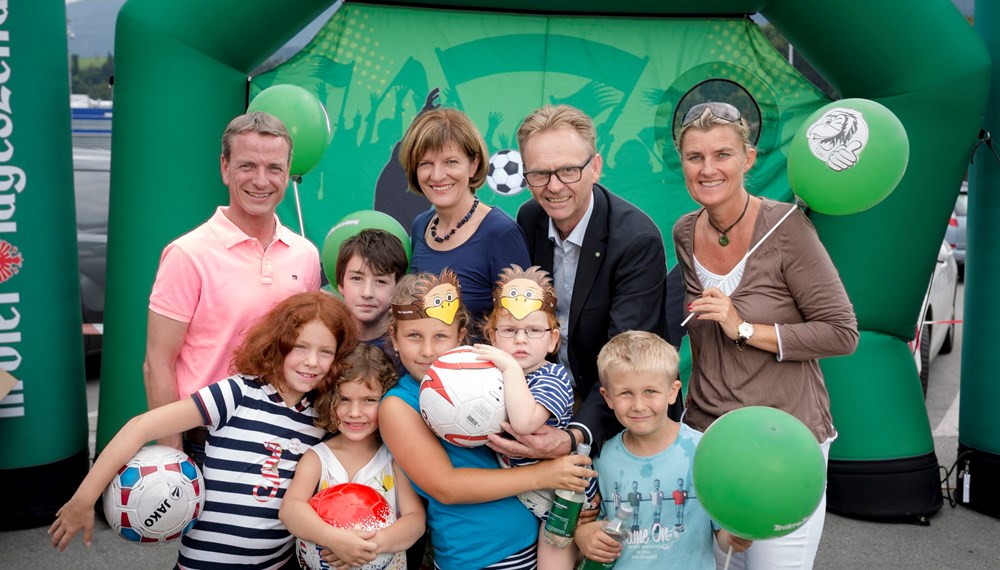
[379,270,594,570]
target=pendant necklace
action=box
[706,193,750,247]
[430,196,479,243]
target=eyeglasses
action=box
[681,102,742,127]
[495,326,552,339]
[523,155,594,188]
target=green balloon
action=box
[322,210,412,292]
[248,84,332,176]
[787,98,908,216]
[692,406,826,540]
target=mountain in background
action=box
[65,0,335,57]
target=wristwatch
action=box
[736,321,754,350]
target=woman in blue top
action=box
[378,271,594,569]
[401,107,531,335]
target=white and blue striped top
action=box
[177,375,326,570]
[504,362,573,469]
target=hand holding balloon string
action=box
[681,287,741,340]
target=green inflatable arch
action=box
[100,0,990,521]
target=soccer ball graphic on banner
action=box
[419,346,507,447]
[297,483,395,570]
[102,444,204,544]
[487,149,527,196]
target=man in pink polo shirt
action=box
[143,112,320,463]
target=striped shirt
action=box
[504,362,573,469]
[177,375,326,570]
[499,361,598,519]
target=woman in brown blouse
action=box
[672,102,859,569]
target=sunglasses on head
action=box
[681,102,742,126]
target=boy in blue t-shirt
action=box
[575,331,752,569]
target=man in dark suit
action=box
[487,104,671,460]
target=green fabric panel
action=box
[254,4,827,267]
[822,331,934,461]
[0,3,87,467]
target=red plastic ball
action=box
[308,483,391,530]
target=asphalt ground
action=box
[2,284,997,569]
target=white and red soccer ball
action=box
[297,482,395,570]
[102,444,204,544]
[419,346,508,447]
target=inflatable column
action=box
[766,0,990,521]
[97,0,335,450]
[0,2,90,530]
[958,2,1000,520]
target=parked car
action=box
[911,240,958,398]
[73,147,110,379]
[945,180,967,279]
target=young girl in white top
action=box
[281,343,424,569]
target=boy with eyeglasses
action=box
[473,264,598,569]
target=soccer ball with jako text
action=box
[419,346,508,447]
[487,149,527,196]
[102,444,204,543]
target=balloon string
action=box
[723,544,733,570]
[682,203,799,328]
[293,178,305,237]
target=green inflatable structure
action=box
[97,0,992,523]
[0,3,90,530]
[963,2,1000,520]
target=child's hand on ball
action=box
[472,343,517,373]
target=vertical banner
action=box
[0,1,90,530]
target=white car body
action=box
[911,241,958,396]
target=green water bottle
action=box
[543,442,592,548]
[577,503,633,569]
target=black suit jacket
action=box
[517,183,671,452]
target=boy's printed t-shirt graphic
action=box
[594,424,716,569]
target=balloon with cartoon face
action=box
[788,98,908,216]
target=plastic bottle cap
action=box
[576,442,592,457]
[615,503,633,520]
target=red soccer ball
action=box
[308,482,391,530]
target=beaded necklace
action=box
[430,196,480,243]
